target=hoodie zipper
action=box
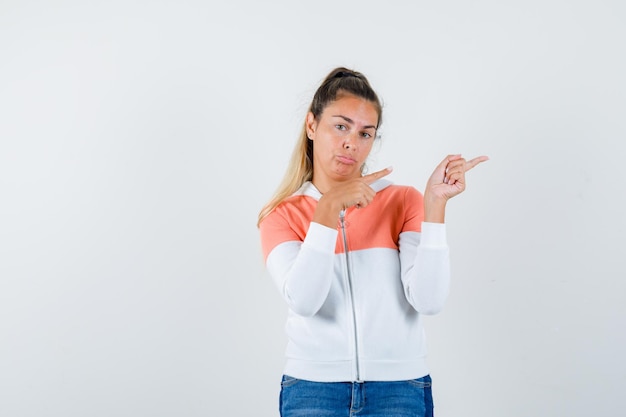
[339,209,362,382]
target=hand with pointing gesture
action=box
[313,167,393,228]
[424,154,489,222]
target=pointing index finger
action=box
[362,166,393,185]
[466,156,490,171]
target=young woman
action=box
[258,67,487,417]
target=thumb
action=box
[435,154,461,174]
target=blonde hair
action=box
[257,67,382,227]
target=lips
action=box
[336,155,357,164]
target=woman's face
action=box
[307,94,379,188]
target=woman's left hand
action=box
[423,154,489,222]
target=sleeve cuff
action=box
[420,222,448,248]
[302,222,338,254]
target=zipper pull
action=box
[339,209,346,229]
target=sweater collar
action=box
[297,179,393,201]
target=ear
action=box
[305,112,317,139]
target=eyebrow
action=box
[332,115,377,130]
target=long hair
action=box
[257,67,382,226]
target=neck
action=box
[312,173,363,195]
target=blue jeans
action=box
[279,374,434,417]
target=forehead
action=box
[321,94,379,126]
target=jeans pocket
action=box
[407,374,432,388]
[281,374,300,388]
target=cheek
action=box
[360,141,374,155]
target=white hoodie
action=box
[259,180,450,382]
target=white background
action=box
[1,1,624,416]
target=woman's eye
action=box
[360,132,372,139]
[335,124,347,131]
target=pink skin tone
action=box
[306,93,488,228]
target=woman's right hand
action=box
[313,167,393,228]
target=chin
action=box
[334,169,359,179]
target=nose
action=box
[343,132,358,150]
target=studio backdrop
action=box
[1,1,624,416]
